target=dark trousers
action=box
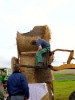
[11,95,25,100]
[36,47,50,65]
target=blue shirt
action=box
[7,72,29,99]
[36,39,50,48]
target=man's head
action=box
[30,40,36,45]
[13,64,20,72]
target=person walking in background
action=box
[30,39,51,67]
[7,64,29,100]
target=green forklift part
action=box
[0,76,4,83]
[4,76,8,81]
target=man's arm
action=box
[21,75,29,99]
[7,79,11,97]
[37,45,42,51]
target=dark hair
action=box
[30,40,36,45]
[13,64,20,72]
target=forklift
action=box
[0,68,11,100]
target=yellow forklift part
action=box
[50,64,75,71]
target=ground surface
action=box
[53,69,75,74]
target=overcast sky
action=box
[0,0,75,67]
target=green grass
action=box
[53,73,75,100]
[54,73,75,80]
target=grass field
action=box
[53,73,75,100]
